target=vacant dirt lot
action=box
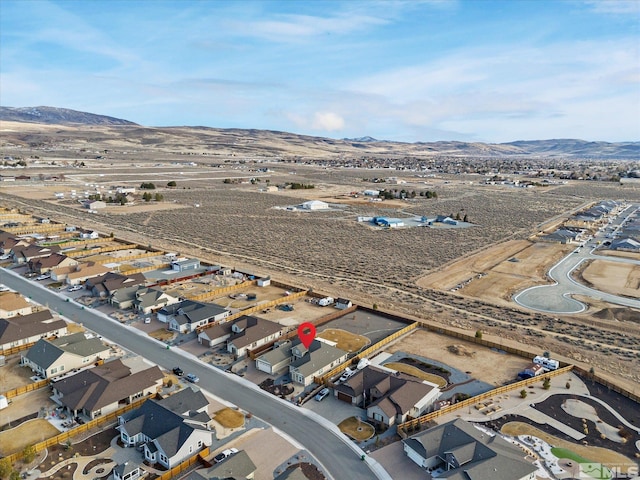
[580,259,640,298]
[0,352,35,392]
[385,328,530,386]
[418,240,573,306]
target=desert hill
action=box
[1,106,637,159]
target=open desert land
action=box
[579,259,640,299]
[2,132,640,389]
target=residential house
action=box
[117,387,214,469]
[88,271,147,298]
[0,233,32,255]
[0,291,33,318]
[158,300,229,333]
[226,316,284,359]
[113,462,143,480]
[132,287,180,314]
[52,262,111,285]
[28,252,78,274]
[335,298,352,310]
[21,332,112,378]
[403,418,537,480]
[185,450,256,480]
[13,244,61,264]
[611,237,640,252]
[334,365,440,427]
[0,310,67,351]
[171,258,200,272]
[51,359,163,419]
[255,339,348,386]
[540,228,578,244]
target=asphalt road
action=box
[0,268,391,480]
[514,205,640,314]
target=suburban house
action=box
[113,462,143,480]
[540,228,579,244]
[256,339,348,386]
[81,230,101,239]
[225,316,284,358]
[51,262,111,285]
[403,418,537,480]
[13,244,60,264]
[0,233,32,254]
[334,365,441,427]
[117,387,214,469]
[132,287,180,314]
[158,300,230,333]
[185,450,256,480]
[87,271,147,298]
[611,237,640,252]
[0,291,33,317]
[50,359,163,420]
[335,298,353,310]
[28,252,78,274]
[21,332,113,378]
[0,310,67,351]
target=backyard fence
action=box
[156,447,211,480]
[2,378,49,399]
[64,242,139,257]
[2,224,67,235]
[397,365,574,437]
[2,393,156,464]
[187,280,257,302]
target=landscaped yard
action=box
[383,362,448,387]
[0,418,60,456]
[148,328,176,342]
[213,408,245,428]
[501,422,634,468]
[338,417,375,441]
[317,328,370,353]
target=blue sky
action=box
[1,0,639,142]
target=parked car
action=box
[315,388,330,401]
[35,274,50,281]
[172,367,184,376]
[68,285,83,292]
[339,368,355,383]
[185,373,199,383]
[214,448,238,463]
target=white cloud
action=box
[582,0,640,15]
[312,112,345,131]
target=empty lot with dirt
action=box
[580,259,640,298]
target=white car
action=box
[35,274,50,281]
[68,285,83,292]
[214,448,238,463]
[339,368,356,382]
[315,388,330,401]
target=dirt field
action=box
[316,328,370,353]
[384,328,530,386]
[417,240,573,306]
[257,297,329,326]
[580,259,640,298]
[0,352,36,392]
[594,249,640,261]
[209,284,295,310]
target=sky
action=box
[1,0,639,143]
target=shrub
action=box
[475,330,483,339]
[22,444,36,463]
[520,389,528,399]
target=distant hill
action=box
[1,106,637,158]
[0,106,137,126]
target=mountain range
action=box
[1,106,638,159]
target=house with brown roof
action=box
[87,271,147,298]
[51,359,163,419]
[334,365,440,428]
[21,332,113,378]
[28,252,78,274]
[226,315,284,359]
[0,233,32,254]
[14,244,60,264]
[0,309,67,351]
[51,261,111,285]
[0,291,33,318]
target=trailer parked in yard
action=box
[318,297,334,307]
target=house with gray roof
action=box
[611,237,640,252]
[403,418,536,480]
[133,287,180,314]
[185,450,256,480]
[334,365,440,427]
[158,300,230,333]
[255,340,294,375]
[0,309,67,351]
[21,332,113,378]
[118,387,213,469]
[51,359,163,419]
[88,271,147,299]
[226,315,284,359]
[113,461,143,480]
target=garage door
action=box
[337,392,352,403]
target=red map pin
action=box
[298,322,316,349]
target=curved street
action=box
[514,205,640,314]
[0,268,391,480]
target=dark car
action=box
[172,367,184,376]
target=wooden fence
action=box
[65,242,138,257]
[120,263,170,275]
[156,447,211,480]
[3,223,67,235]
[186,280,257,302]
[89,250,162,265]
[3,378,49,399]
[315,322,419,385]
[1,341,37,357]
[397,365,575,436]
[2,393,155,464]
